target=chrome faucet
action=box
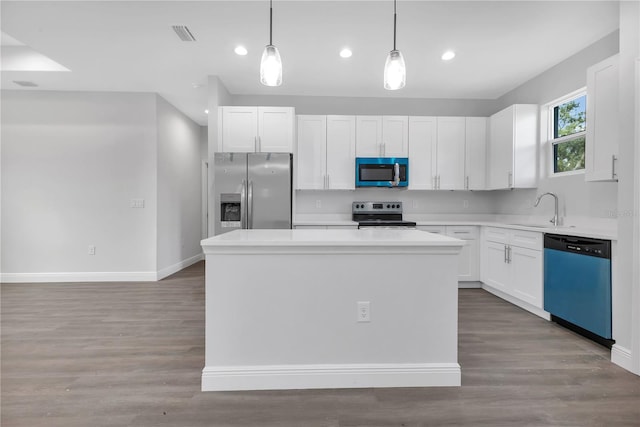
[534,192,559,227]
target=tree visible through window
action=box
[552,94,586,173]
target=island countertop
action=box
[201,228,464,251]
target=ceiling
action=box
[1,1,620,126]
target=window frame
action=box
[546,88,587,177]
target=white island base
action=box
[201,229,464,391]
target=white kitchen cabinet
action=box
[296,115,327,189]
[417,225,479,282]
[585,54,619,182]
[481,227,543,312]
[408,116,437,189]
[487,104,538,189]
[436,117,466,190]
[465,117,487,190]
[219,106,294,153]
[296,115,355,190]
[356,116,408,157]
[446,226,479,281]
[326,115,357,189]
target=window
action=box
[550,92,586,174]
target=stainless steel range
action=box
[352,201,417,229]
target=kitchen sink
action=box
[507,223,552,228]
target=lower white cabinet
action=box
[418,225,479,282]
[481,227,543,311]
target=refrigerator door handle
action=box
[240,179,247,229]
[248,180,254,229]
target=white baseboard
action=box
[0,271,158,283]
[481,284,551,320]
[201,362,461,392]
[156,253,204,280]
[611,345,633,372]
[0,253,204,283]
[459,281,482,289]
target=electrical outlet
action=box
[412,200,418,209]
[357,301,371,322]
[463,200,469,209]
[131,198,145,208]
[88,245,96,255]
[315,200,322,209]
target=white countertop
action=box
[292,215,617,240]
[202,228,464,248]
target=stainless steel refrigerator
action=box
[213,152,292,235]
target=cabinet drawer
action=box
[484,227,509,244]
[446,225,479,239]
[417,225,446,234]
[509,230,542,251]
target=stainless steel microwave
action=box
[355,157,409,188]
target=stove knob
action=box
[386,204,390,208]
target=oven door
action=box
[355,157,408,187]
[357,221,417,230]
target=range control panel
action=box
[352,201,403,214]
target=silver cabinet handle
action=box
[508,172,513,188]
[433,176,437,189]
[240,179,247,229]
[248,180,254,229]
[507,246,512,264]
[504,245,508,263]
[324,175,327,189]
[258,136,262,152]
[612,155,618,179]
[465,176,469,190]
[254,136,257,152]
[438,175,441,189]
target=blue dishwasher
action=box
[544,234,613,347]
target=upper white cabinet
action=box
[356,116,408,157]
[465,117,487,190]
[487,104,538,190]
[408,116,437,189]
[218,106,294,153]
[409,116,487,190]
[436,117,466,190]
[585,54,619,182]
[296,115,356,190]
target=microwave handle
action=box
[390,162,400,187]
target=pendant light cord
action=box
[393,0,397,51]
[269,0,273,46]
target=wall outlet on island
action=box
[315,199,322,209]
[463,200,469,209]
[357,301,371,322]
[88,245,96,255]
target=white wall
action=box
[491,31,620,222]
[156,95,203,276]
[1,91,158,280]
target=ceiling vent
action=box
[171,25,196,42]
[13,80,38,87]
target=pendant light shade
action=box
[260,45,282,87]
[384,0,405,90]
[260,0,282,87]
[384,50,406,90]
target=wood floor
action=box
[2,261,639,427]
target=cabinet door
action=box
[436,117,466,190]
[509,246,543,308]
[483,241,510,292]
[258,107,294,153]
[356,116,383,156]
[447,226,479,281]
[296,115,327,190]
[221,107,258,152]
[408,116,437,189]
[465,117,487,190]
[586,55,619,182]
[488,106,514,189]
[382,116,409,157]
[326,115,356,189]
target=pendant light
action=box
[260,0,282,87]
[384,0,406,90]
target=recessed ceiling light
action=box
[339,48,352,58]
[204,109,209,114]
[234,46,248,56]
[441,50,456,61]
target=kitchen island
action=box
[201,228,464,391]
